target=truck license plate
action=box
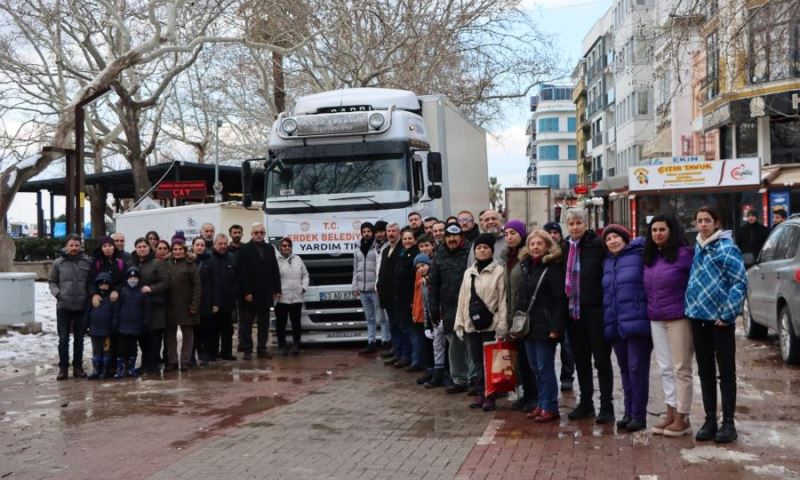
[326,331,361,339]
[319,291,355,301]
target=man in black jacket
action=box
[237,223,281,360]
[208,234,239,361]
[563,209,614,424]
[736,210,769,263]
[428,224,471,393]
[377,222,402,362]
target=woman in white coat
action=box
[276,237,309,356]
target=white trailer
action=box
[114,201,264,244]
[504,186,553,233]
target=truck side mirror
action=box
[241,161,253,208]
[427,152,442,183]
[427,185,442,199]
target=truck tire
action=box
[779,306,800,365]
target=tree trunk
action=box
[88,145,107,238]
[272,50,285,113]
[0,232,15,272]
[120,101,152,199]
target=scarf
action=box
[565,237,581,321]
[476,258,492,273]
[360,236,375,257]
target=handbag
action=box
[469,274,494,331]
[510,267,548,340]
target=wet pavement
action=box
[1,326,800,480]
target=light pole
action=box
[214,118,223,202]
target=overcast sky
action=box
[7,0,612,226]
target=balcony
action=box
[530,96,540,112]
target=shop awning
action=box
[592,175,629,196]
[762,163,800,187]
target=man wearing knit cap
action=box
[353,222,385,354]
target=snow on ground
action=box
[0,282,82,378]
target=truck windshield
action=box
[267,154,409,198]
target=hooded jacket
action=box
[685,230,747,324]
[643,245,693,321]
[428,242,469,334]
[602,237,650,341]
[114,278,152,336]
[516,248,567,341]
[49,250,92,311]
[454,260,508,336]
[276,252,309,304]
[88,272,115,337]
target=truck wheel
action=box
[742,297,767,339]
[779,306,800,365]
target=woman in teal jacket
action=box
[685,206,746,444]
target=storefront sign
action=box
[645,155,705,166]
[155,180,207,200]
[629,157,760,192]
[574,184,589,194]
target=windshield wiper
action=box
[269,198,319,211]
[329,195,387,209]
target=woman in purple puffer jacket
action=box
[601,224,651,433]
[643,214,694,437]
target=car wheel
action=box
[743,297,768,339]
[779,306,800,365]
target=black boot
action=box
[73,365,87,379]
[568,401,596,420]
[596,401,615,424]
[88,356,103,380]
[695,415,718,441]
[416,368,433,385]
[56,367,68,381]
[714,418,737,444]
[425,368,445,388]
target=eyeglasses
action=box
[457,217,473,223]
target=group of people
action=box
[48,222,308,381]
[359,206,746,445]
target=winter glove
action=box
[424,329,433,340]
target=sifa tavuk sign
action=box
[629,158,760,192]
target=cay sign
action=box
[629,157,760,192]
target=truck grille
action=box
[303,255,354,286]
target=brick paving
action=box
[2,327,800,480]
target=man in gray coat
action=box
[353,222,384,354]
[49,234,92,380]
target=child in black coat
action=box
[88,272,115,379]
[113,267,151,378]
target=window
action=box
[567,117,576,132]
[736,122,758,158]
[747,1,800,83]
[706,31,719,100]
[568,145,577,160]
[771,117,800,164]
[538,117,559,132]
[568,174,578,187]
[759,225,786,262]
[637,91,650,115]
[539,175,560,189]
[774,225,800,260]
[538,145,560,160]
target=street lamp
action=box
[214,118,223,203]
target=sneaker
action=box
[695,418,718,441]
[714,421,737,444]
[56,367,68,381]
[616,415,631,430]
[625,419,646,432]
[534,409,560,423]
[416,370,433,385]
[359,344,378,355]
[567,402,596,420]
[445,384,468,394]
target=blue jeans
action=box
[360,292,380,344]
[409,323,427,367]
[57,309,86,369]
[525,338,558,412]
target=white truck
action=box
[252,88,489,342]
[503,186,554,233]
[114,201,264,244]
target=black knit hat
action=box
[473,233,496,252]
[360,222,375,232]
[374,220,388,232]
[543,221,562,236]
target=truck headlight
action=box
[368,113,385,130]
[282,118,298,135]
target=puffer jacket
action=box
[516,249,567,341]
[276,253,309,304]
[428,243,469,334]
[165,256,201,326]
[49,250,92,311]
[114,284,152,336]
[685,230,747,324]
[88,286,115,337]
[643,245,693,321]
[131,254,169,330]
[454,261,508,336]
[602,237,649,341]
[352,242,378,293]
